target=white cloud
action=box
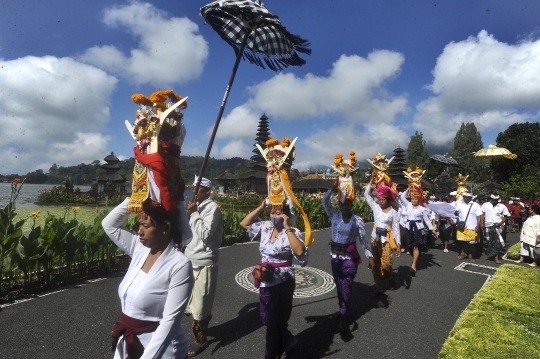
[293,124,409,171]
[0,56,117,174]
[218,51,408,145]
[414,30,540,144]
[219,139,251,159]
[79,1,208,86]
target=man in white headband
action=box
[184,176,223,356]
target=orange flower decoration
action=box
[281,136,291,148]
[266,139,279,147]
[12,178,20,185]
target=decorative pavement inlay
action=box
[235,265,335,298]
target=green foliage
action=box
[215,194,265,206]
[451,122,489,182]
[37,185,97,204]
[494,122,540,182]
[498,171,540,201]
[222,209,250,246]
[439,265,540,359]
[506,242,520,260]
[407,131,430,170]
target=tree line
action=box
[1,156,252,186]
[406,121,540,199]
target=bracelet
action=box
[285,228,294,234]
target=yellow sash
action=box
[373,224,396,249]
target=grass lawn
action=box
[439,264,540,359]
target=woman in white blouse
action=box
[364,178,401,296]
[103,198,194,359]
[400,189,437,273]
[240,199,308,359]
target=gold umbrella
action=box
[474,144,517,187]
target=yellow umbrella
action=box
[474,144,517,186]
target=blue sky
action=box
[2,0,540,175]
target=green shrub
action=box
[439,264,540,359]
[506,241,521,260]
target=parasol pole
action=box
[192,30,252,203]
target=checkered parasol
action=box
[192,0,310,201]
[200,0,311,71]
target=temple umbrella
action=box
[430,154,459,167]
[192,0,311,200]
[474,144,517,187]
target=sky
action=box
[1,0,540,175]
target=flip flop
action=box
[187,341,209,357]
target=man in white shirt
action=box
[455,192,483,262]
[480,194,506,264]
[495,198,511,245]
[185,176,223,356]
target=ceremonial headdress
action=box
[332,151,358,203]
[194,176,212,189]
[403,166,427,204]
[126,89,188,214]
[367,153,398,201]
[461,192,473,198]
[256,136,313,246]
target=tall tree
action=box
[493,122,540,182]
[407,131,429,170]
[450,122,488,182]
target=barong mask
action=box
[403,166,427,205]
[125,90,188,215]
[256,136,314,246]
[332,151,358,203]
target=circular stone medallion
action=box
[235,265,335,298]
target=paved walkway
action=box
[0,226,524,359]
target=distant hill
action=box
[3,156,251,185]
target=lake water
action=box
[0,183,194,208]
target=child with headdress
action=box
[240,136,311,358]
[365,153,402,295]
[322,151,374,336]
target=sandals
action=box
[457,254,467,260]
[187,341,209,357]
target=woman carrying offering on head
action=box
[240,136,313,359]
[104,90,194,359]
[103,199,194,359]
[365,153,401,296]
[401,167,437,272]
[323,152,374,335]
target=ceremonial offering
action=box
[454,173,469,200]
[256,136,314,246]
[125,90,188,214]
[403,166,427,204]
[332,151,358,203]
[367,153,398,199]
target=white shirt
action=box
[521,215,540,246]
[364,185,401,245]
[103,198,194,359]
[456,200,483,230]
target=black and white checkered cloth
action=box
[200,0,311,71]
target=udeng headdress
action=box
[332,151,358,203]
[256,136,313,246]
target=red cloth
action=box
[112,313,159,359]
[252,261,293,289]
[511,203,524,218]
[134,143,180,214]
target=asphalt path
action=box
[0,226,523,359]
